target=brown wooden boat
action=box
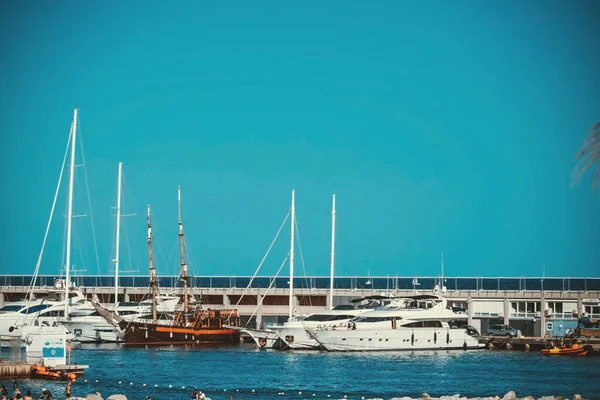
[95,192,241,346]
[117,309,241,345]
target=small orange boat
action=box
[541,342,588,356]
[30,365,77,381]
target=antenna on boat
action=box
[289,189,295,321]
[178,186,189,316]
[113,162,123,307]
[148,204,157,323]
[64,108,78,317]
[329,194,336,310]
[441,250,446,294]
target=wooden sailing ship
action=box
[96,188,241,345]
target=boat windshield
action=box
[332,305,356,311]
[20,304,52,314]
[0,305,24,313]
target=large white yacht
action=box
[307,294,482,351]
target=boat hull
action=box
[61,318,119,343]
[119,320,240,345]
[310,327,481,352]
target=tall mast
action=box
[113,162,123,307]
[288,189,295,321]
[64,108,78,317]
[329,194,336,310]
[148,205,157,323]
[441,250,444,291]
[178,186,189,314]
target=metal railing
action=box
[1,274,599,292]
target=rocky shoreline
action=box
[371,392,587,400]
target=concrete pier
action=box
[2,274,599,338]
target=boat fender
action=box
[463,342,467,350]
[446,332,450,344]
[411,333,414,346]
[434,332,437,344]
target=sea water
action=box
[2,344,600,399]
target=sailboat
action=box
[230,192,373,350]
[60,163,179,342]
[95,187,241,345]
[268,194,373,349]
[3,109,87,343]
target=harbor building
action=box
[1,274,599,339]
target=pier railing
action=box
[1,274,599,292]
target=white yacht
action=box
[307,294,482,351]
[0,289,86,340]
[60,295,180,343]
[269,303,375,349]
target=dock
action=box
[479,335,600,353]
[0,361,89,379]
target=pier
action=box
[2,274,599,339]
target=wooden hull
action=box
[118,320,241,345]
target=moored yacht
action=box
[60,295,180,342]
[307,294,482,351]
[0,288,86,340]
[269,303,375,349]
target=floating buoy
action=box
[95,380,99,383]
[118,381,122,384]
[236,389,239,392]
[252,389,255,393]
[143,384,147,387]
[130,382,133,385]
[168,385,172,388]
[155,385,158,388]
[182,386,186,389]
[299,391,302,395]
[223,389,227,392]
[84,380,87,383]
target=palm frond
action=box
[571,121,600,191]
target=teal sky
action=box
[0,1,598,278]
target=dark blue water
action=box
[3,344,600,400]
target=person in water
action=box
[23,392,32,400]
[1,385,8,397]
[38,389,53,400]
[65,381,72,398]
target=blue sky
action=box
[0,1,598,278]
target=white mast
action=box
[288,189,295,321]
[178,186,189,314]
[148,204,157,323]
[329,194,336,310]
[113,162,123,307]
[64,108,78,316]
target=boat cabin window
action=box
[304,314,355,322]
[117,310,138,315]
[355,316,398,323]
[20,304,52,314]
[401,321,443,328]
[0,305,24,313]
[40,309,65,317]
[117,302,140,307]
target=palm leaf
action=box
[572,121,600,191]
